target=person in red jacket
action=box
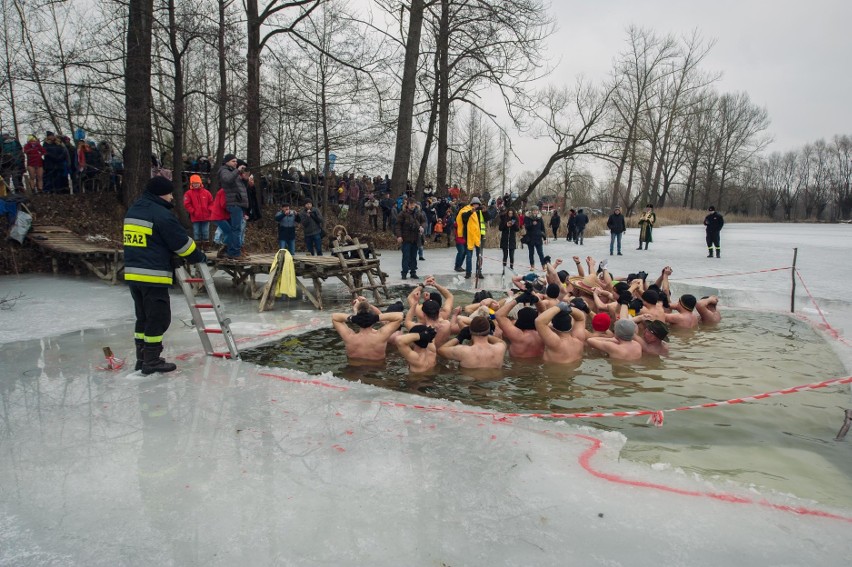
[23,135,46,192]
[183,174,213,244]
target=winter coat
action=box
[183,184,213,223]
[704,211,724,233]
[395,208,423,244]
[23,141,45,168]
[455,205,482,251]
[607,213,626,234]
[274,209,298,240]
[574,212,589,231]
[499,213,520,250]
[124,191,205,287]
[209,189,230,222]
[218,165,247,208]
[43,141,68,172]
[549,213,561,230]
[524,214,546,244]
[297,206,324,237]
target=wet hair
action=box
[557,270,569,283]
[614,281,630,294]
[422,299,440,319]
[349,311,379,328]
[641,290,659,305]
[427,292,442,308]
[473,290,493,304]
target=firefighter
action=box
[124,176,207,374]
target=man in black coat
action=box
[574,208,589,244]
[607,206,626,256]
[124,176,207,374]
[704,206,725,258]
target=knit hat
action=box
[146,176,173,196]
[614,319,637,341]
[222,153,237,164]
[592,312,611,332]
[189,174,203,186]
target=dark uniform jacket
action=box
[704,211,725,233]
[124,192,205,286]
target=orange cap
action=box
[189,174,202,186]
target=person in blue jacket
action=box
[124,176,207,374]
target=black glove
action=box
[457,326,472,343]
[543,255,552,266]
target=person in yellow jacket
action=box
[454,196,484,279]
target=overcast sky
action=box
[505,0,852,177]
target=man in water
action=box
[632,316,670,356]
[666,294,699,329]
[535,302,587,364]
[493,297,545,358]
[396,325,438,373]
[405,283,454,348]
[438,315,506,369]
[587,318,643,361]
[697,295,722,325]
[331,297,404,360]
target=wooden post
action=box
[790,248,798,313]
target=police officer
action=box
[124,176,207,374]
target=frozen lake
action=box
[1,223,851,565]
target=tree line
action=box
[0,0,848,220]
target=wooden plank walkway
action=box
[26,224,389,310]
[27,225,124,283]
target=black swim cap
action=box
[350,311,380,328]
[514,307,538,330]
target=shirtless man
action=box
[586,318,643,361]
[632,315,670,356]
[665,294,699,329]
[438,315,507,369]
[535,302,587,364]
[405,284,453,347]
[696,295,722,325]
[639,289,667,321]
[331,297,404,360]
[396,325,438,372]
[411,276,455,320]
[494,296,545,358]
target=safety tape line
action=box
[795,269,852,348]
[676,266,792,280]
[373,375,852,427]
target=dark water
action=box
[242,309,852,506]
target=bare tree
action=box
[124,0,155,205]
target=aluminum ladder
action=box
[175,262,240,359]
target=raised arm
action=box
[534,305,562,349]
[494,296,523,342]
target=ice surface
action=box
[1,223,851,565]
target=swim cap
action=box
[514,307,538,330]
[592,312,611,332]
[614,319,636,341]
[680,294,697,311]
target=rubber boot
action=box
[141,344,177,375]
[707,249,713,258]
[134,339,145,371]
[715,249,720,258]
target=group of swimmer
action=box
[331,255,721,373]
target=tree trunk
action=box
[212,0,228,192]
[415,48,441,200]
[390,0,425,197]
[167,0,188,224]
[435,0,449,196]
[123,0,154,206]
[246,0,261,170]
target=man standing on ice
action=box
[704,205,724,258]
[124,176,207,374]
